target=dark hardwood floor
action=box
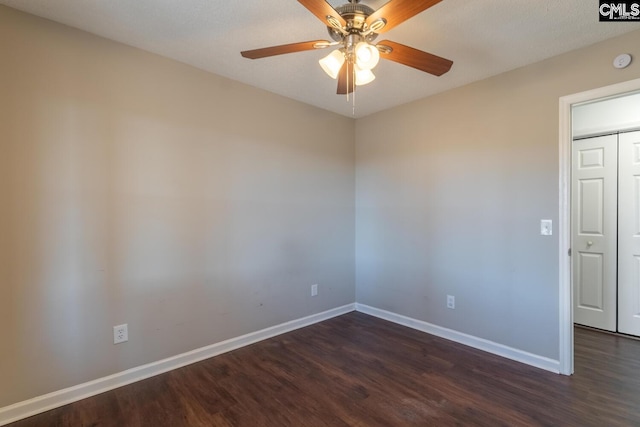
[9,312,640,426]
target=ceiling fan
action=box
[241,0,453,95]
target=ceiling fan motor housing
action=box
[327,2,377,42]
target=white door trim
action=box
[559,77,640,375]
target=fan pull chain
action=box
[346,60,351,103]
[344,59,356,116]
[352,78,356,115]
[352,60,357,115]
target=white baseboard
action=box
[1,302,561,425]
[355,303,560,374]
[0,303,356,426]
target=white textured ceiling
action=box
[1,0,639,118]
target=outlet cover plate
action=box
[447,295,455,309]
[114,324,128,344]
[540,219,553,236]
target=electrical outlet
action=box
[447,295,455,309]
[311,284,318,297]
[113,324,128,344]
[540,219,552,236]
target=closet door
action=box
[618,131,640,336]
[572,135,618,331]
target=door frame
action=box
[559,77,640,375]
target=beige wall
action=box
[0,6,355,407]
[356,29,640,360]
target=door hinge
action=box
[568,248,572,256]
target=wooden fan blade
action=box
[298,0,346,28]
[336,62,355,95]
[366,0,442,34]
[241,40,329,59]
[377,40,452,76]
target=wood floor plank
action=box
[8,312,640,426]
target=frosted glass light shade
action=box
[355,65,375,86]
[355,42,380,70]
[319,50,345,79]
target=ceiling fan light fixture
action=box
[355,65,375,86]
[319,49,345,79]
[354,41,380,70]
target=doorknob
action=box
[587,241,593,246]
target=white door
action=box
[572,135,618,331]
[618,131,640,336]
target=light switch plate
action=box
[540,219,552,236]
